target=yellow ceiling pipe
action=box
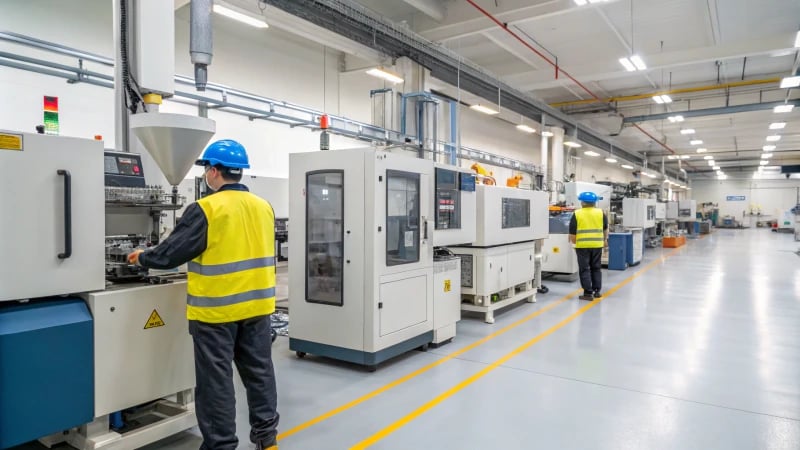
[550,77,780,108]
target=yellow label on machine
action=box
[553,247,560,254]
[144,309,165,329]
[444,279,451,292]
[0,133,23,151]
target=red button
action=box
[133,166,140,173]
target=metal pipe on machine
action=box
[190,0,213,91]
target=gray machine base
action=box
[290,331,434,368]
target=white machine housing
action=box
[655,202,667,220]
[667,201,679,220]
[288,148,435,367]
[432,255,461,345]
[542,212,578,277]
[474,185,549,246]
[678,200,697,222]
[0,132,105,302]
[623,198,657,229]
[433,163,476,247]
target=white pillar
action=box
[551,127,565,187]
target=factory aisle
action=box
[17,229,798,450]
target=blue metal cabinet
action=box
[607,232,630,271]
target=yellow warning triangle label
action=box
[144,309,165,329]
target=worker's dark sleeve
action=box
[569,214,577,235]
[603,213,608,231]
[138,203,208,270]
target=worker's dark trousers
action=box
[575,247,603,293]
[189,315,279,450]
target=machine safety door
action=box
[379,275,428,337]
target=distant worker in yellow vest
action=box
[569,192,609,301]
[128,139,279,450]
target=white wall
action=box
[691,177,800,219]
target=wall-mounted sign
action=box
[726,195,746,201]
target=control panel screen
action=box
[435,168,461,230]
[117,157,141,176]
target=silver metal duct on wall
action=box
[190,0,213,91]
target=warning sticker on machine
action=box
[0,133,23,151]
[553,247,560,254]
[144,309,165,329]
[444,279,451,292]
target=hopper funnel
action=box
[130,112,216,185]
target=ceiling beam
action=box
[402,0,445,22]
[622,100,800,123]
[507,35,796,92]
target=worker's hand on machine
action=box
[127,249,145,265]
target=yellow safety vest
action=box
[574,207,605,249]
[187,189,276,323]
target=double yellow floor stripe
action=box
[278,288,581,440]
[350,248,680,449]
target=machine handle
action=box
[423,219,429,240]
[57,169,72,259]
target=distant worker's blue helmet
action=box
[578,191,599,203]
[195,139,250,169]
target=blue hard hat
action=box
[578,191,599,203]
[195,139,250,169]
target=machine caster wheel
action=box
[538,285,549,294]
[418,343,429,352]
[296,351,307,359]
[485,316,495,324]
[366,365,378,373]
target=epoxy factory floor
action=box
[19,229,800,449]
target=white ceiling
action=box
[348,0,800,178]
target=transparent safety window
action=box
[502,198,530,229]
[386,170,420,266]
[306,171,344,306]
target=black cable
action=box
[119,0,146,114]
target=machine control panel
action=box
[435,168,461,230]
[104,151,146,187]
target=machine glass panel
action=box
[386,170,420,266]
[306,171,344,306]
[501,198,531,229]
[435,168,461,230]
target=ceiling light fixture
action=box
[774,104,795,113]
[763,145,776,151]
[365,67,404,84]
[762,153,773,159]
[713,166,720,170]
[605,157,618,163]
[542,130,555,137]
[629,55,647,70]
[652,95,672,104]
[667,115,685,123]
[769,122,787,130]
[213,4,269,28]
[516,124,536,133]
[621,164,634,169]
[707,160,715,166]
[780,76,800,88]
[680,128,696,135]
[760,160,769,165]
[584,150,601,157]
[696,148,707,153]
[469,104,500,115]
[618,57,636,72]
[564,141,582,148]
[766,135,781,142]
[680,155,691,159]
[690,140,703,145]
[703,155,713,160]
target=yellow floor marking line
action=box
[350,249,680,449]
[278,288,581,440]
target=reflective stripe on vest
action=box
[187,190,276,323]
[574,207,605,249]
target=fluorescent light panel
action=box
[621,164,634,169]
[366,67,404,84]
[713,166,720,170]
[766,135,781,142]
[668,115,685,123]
[707,160,715,166]
[652,95,672,104]
[760,160,769,165]
[703,155,713,160]
[762,153,773,158]
[690,140,703,145]
[542,130,555,137]
[763,145,776,151]
[213,4,269,28]
[516,124,536,133]
[769,122,787,130]
[629,55,647,70]
[584,150,601,157]
[618,57,636,72]
[774,104,794,113]
[680,128,695,135]
[780,76,800,88]
[605,157,617,163]
[564,141,582,148]
[470,104,499,115]
[696,148,707,153]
